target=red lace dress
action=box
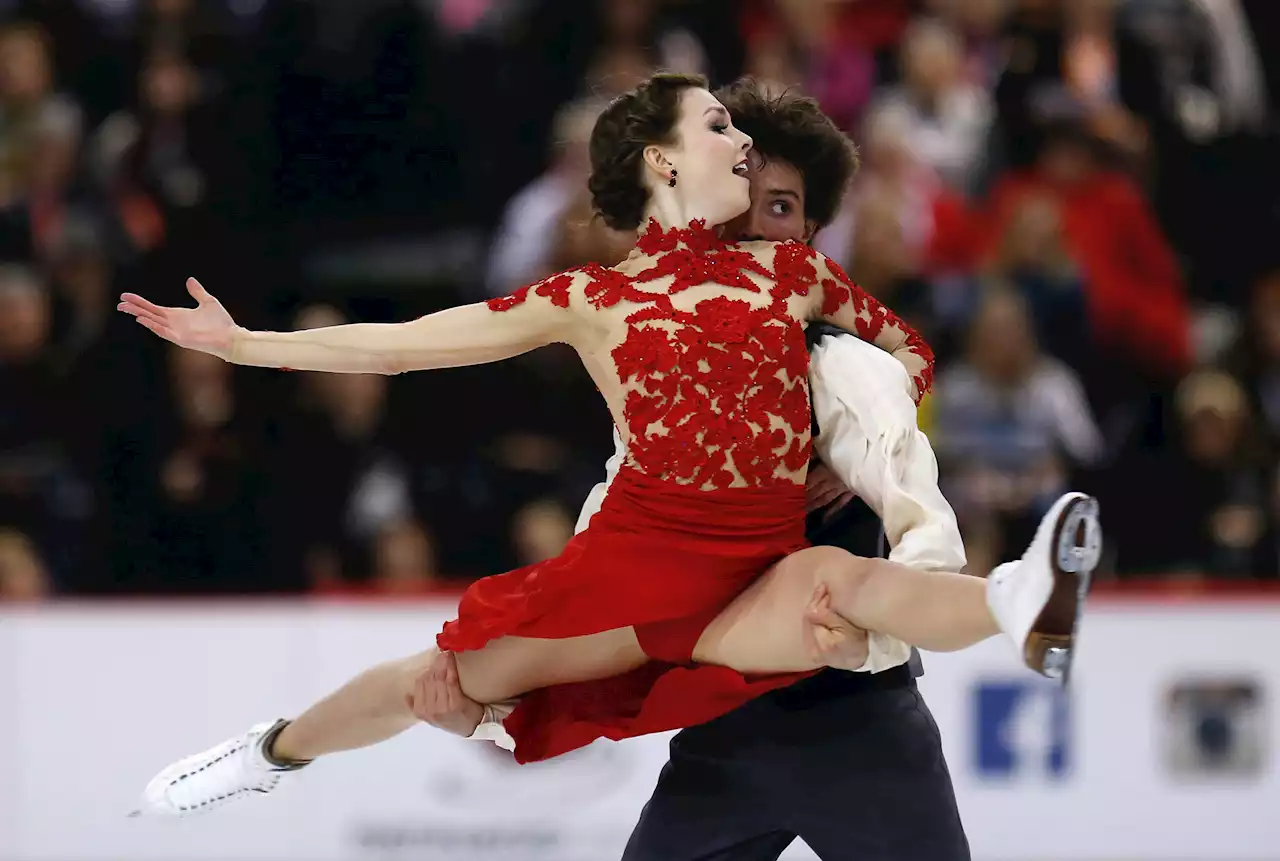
[436,220,933,763]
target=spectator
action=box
[583,0,660,97]
[0,22,81,259]
[934,289,1104,570]
[510,497,575,567]
[930,0,1009,89]
[44,216,114,366]
[741,0,889,132]
[0,265,87,580]
[116,346,265,594]
[0,527,50,601]
[1229,269,1280,445]
[977,192,1090,370]
[1113,370,1278,579]
[486,97,612,296]
[984,123,1190,380]
[0,22,72,193]
[818,104,979,293]
[870,17,994,193]
[372,520,442,595]
[266,306,416,589]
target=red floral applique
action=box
[636,219,681,255]
[613,325,678,382]
[485,272,577,312]
[535,273,574,308]
[635,249,766,295]
[582,263,657,309]
[818,257,936,400]
[636,218,726,256]
[612,282,811,488]
[486,284,532,312]
[696,296,758,344]
[489,224,825,490]
[772,242,819,296]
[820,278,850,316]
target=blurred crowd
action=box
[0,0,1278,602]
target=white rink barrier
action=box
[1,597,1277,861]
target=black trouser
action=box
[621,666,970,861]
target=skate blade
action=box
[1024,495,1101,685]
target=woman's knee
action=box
[805,546,878,609]
[778,545,872,589]
[389,648,440,706]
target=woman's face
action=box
[656,87,753,225]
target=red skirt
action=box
[436,466,815,763]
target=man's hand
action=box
[802,583,869,671]
[806,462,855,517]
[407,650,485,737]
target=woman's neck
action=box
[643,193,727,236]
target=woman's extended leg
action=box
[133,627,654,817]
[694,546,992,673]
[269,628,648,762]
[696,493,1099,677]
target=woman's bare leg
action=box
[698,492,1100,675]
[270,628,645,762]
[693,546,994,674]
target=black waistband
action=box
[767,662,914,709]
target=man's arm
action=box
[810,332,966,573]
[809,331,966,674]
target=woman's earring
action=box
[668,169,678,188]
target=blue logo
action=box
[973,680,1071,779]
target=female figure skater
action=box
[123,73,1099,818]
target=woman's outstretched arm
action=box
[119,271,589,375]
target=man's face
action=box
[722,150,815,243]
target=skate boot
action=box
[987,492,1101,683]
[131,719,307,818]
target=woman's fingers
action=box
[134,316,179,344]
[118,293,169,316]
[118,302,168,328]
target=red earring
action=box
[668,169,678,188]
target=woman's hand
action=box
[118,278,239,360]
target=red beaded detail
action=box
[484,272,576,312]
[610,225,815,489]
[635,218,725,256]
[818,257,935,399]
[482,223,934,489]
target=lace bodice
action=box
[482,220,933,491]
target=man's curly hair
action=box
[715,78,860,230]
